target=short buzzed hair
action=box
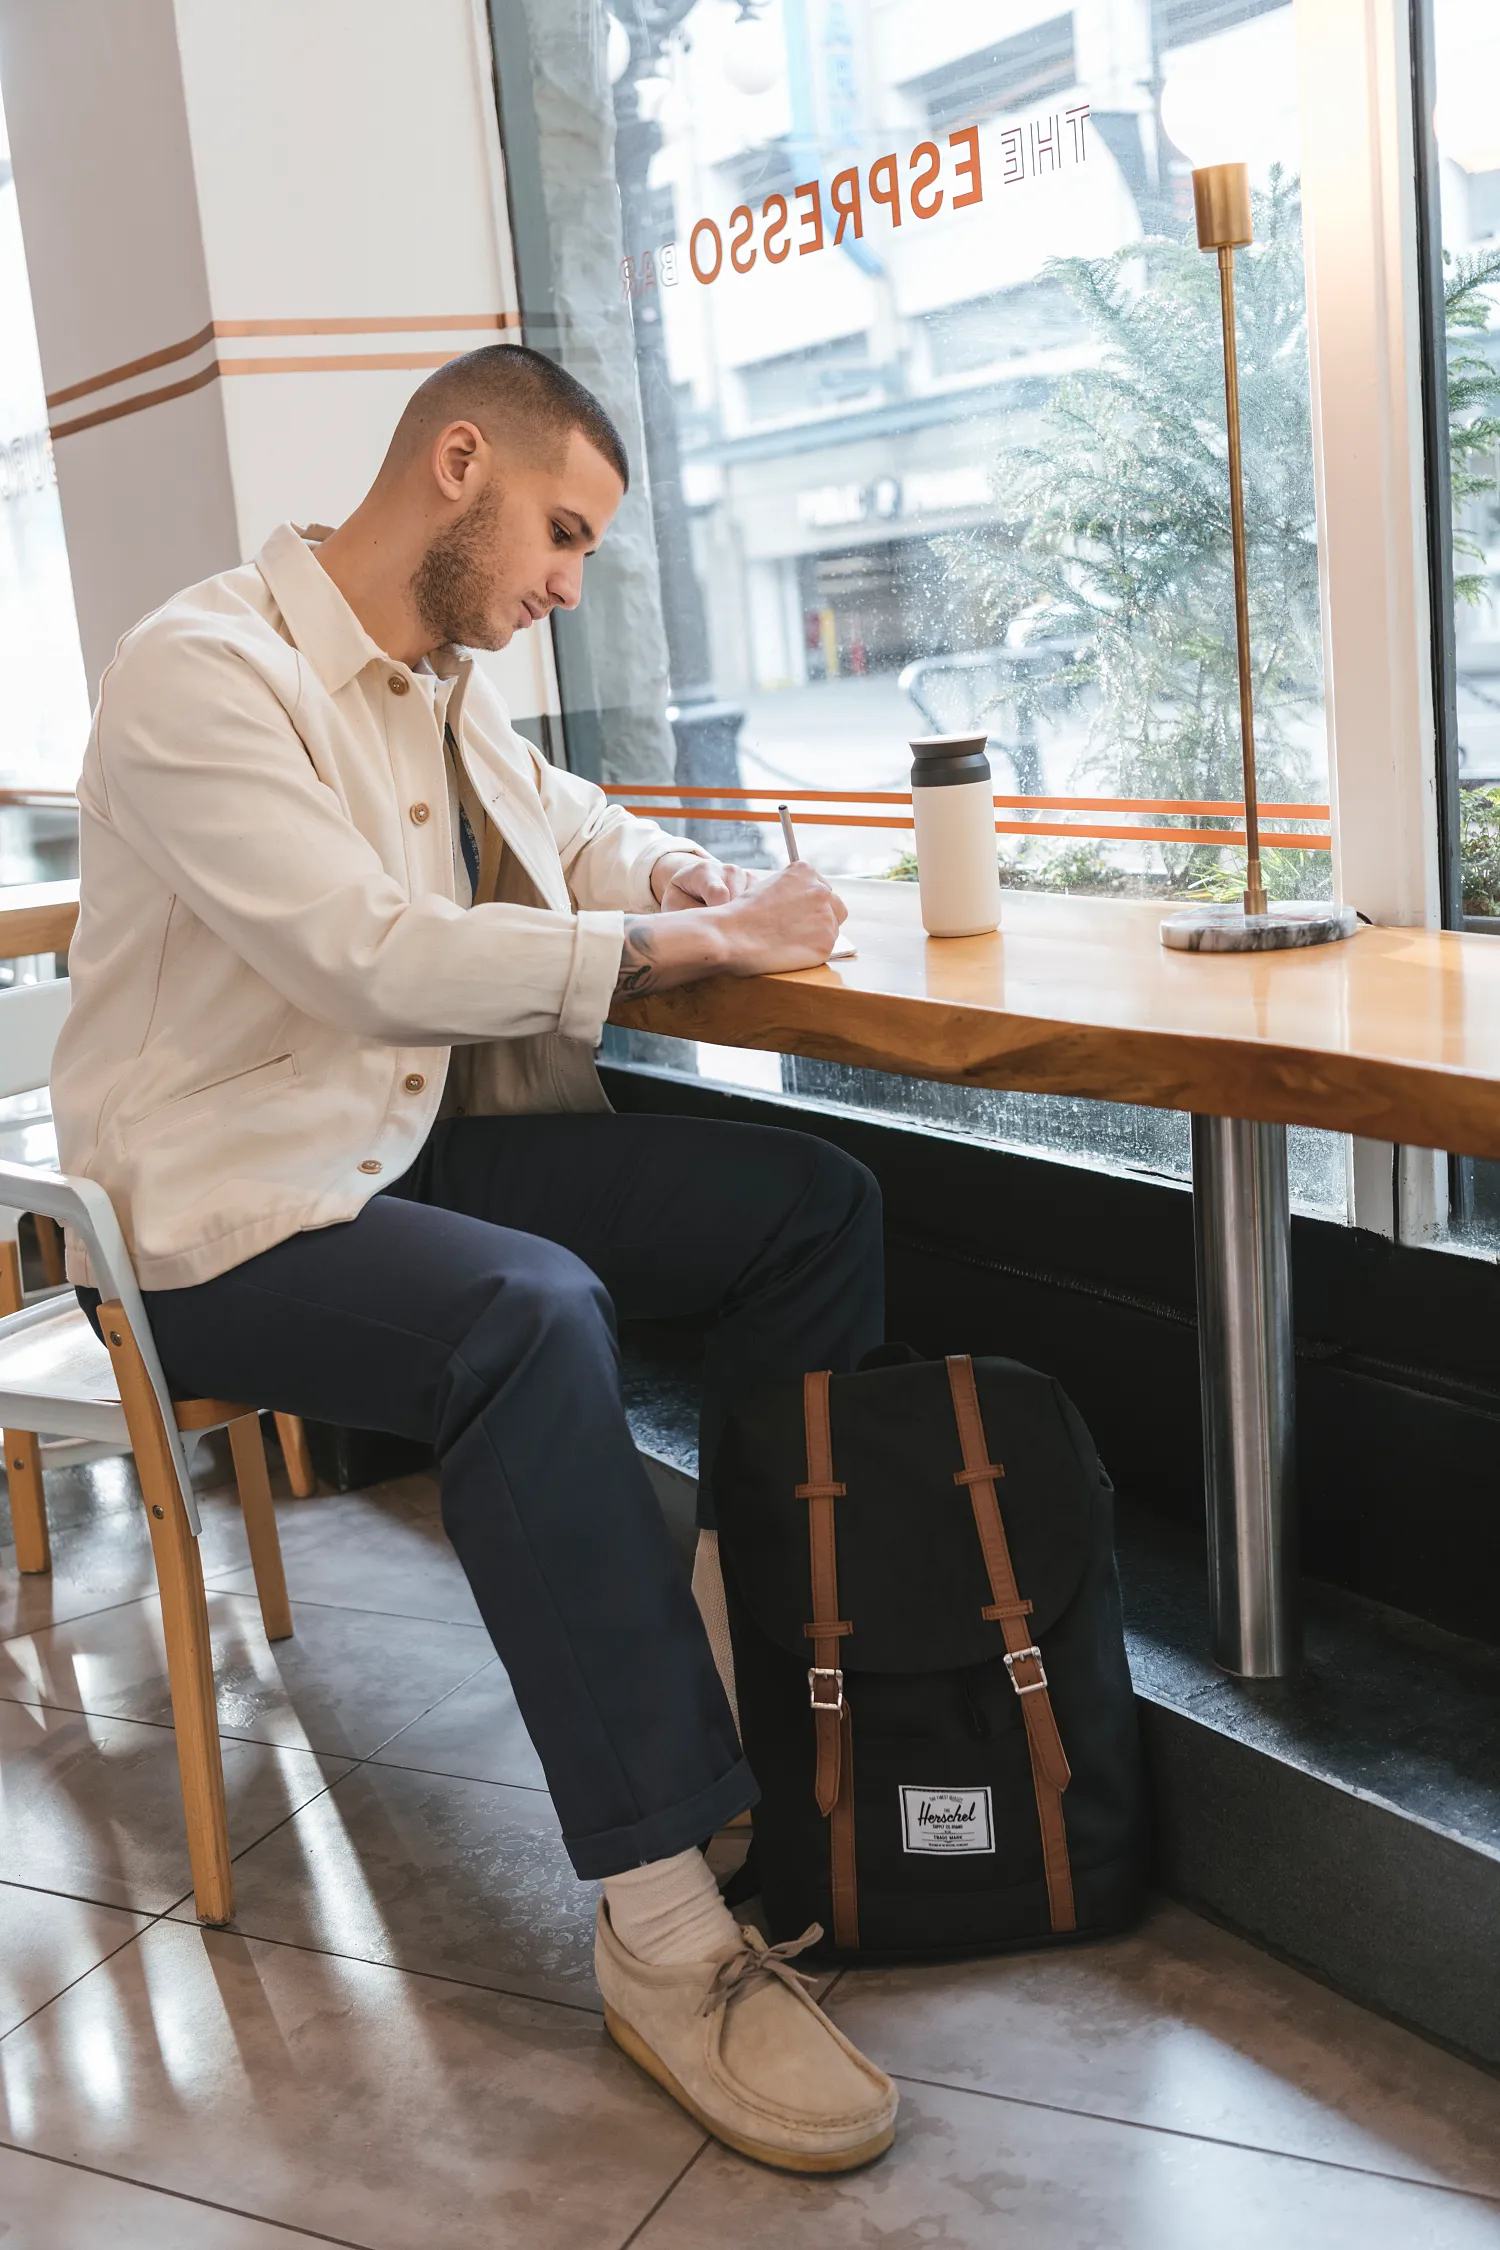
[389,343,629,488]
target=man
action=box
[52,345,896,2171]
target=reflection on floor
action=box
[2,1451,1500,2249]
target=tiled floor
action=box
[4,1452,1500,2249]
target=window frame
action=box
[1407,0,1465,935]
[488,0,1458,1247]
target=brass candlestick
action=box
[1159,163,1357,953]
[1194,163,1265,918]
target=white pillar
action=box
[0,0,554,720]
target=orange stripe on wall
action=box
[215,351,468,377]
[47,313,518,411]
[213,312,517,337]
[49,360,222,442]
[46,322,216,409]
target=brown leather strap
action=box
[796,1371,848,1819]
[946,1355,1076,1933]
[797,1371,859,1946]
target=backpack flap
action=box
[716,1355,1095,1674]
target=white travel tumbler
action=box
[909,733,1002,937]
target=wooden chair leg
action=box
[4,1428,51,1573]
[0,1236,23,1317]
[98,1301,234,1925]
[32,1214,65,1286]
[273,1411,316,1499]
[229,1415,293,1641]
[0,1242,50,1574]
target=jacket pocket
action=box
[123,1052,300,1138]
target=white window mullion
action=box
[1296,0,1444,1238]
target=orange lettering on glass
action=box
[949,126,982,208]
[829,167,863,243]
[690,217,723,284]
[908,141,943,219]
[794,180,824,254]
[729,204,756,272]
[681,126,1018,283]
[867,152,901,228]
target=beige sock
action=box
[603,1846,741,1965]
[601,1536,745,1966]
[691,1528,740,1734]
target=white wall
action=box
[0,0,555,720]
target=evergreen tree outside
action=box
[940,170,1326,896]
[1443,245,1500,609]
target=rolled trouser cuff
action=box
[565,1756,759,1879]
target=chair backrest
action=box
[0,976,70,1100]
[0,976,201,1529]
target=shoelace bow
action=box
[697,1924,824,2019]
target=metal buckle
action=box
[1004,1645,1048,1695]
[808,1665,844,1714]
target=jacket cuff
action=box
[636,838,712,913]
[560,909,625,1043]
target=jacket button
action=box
[404,1073,425,1093]
[358,1159,383,1174]
[388,673,409,695]
[409,802,430,824]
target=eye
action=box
[551,521,571,546]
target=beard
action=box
[409,487,507,650]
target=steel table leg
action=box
[1190,1115,1301,1677]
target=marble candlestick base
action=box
[1160,902,1360,953]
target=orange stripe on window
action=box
[611,804,1328,848]
[601,785,1330,820]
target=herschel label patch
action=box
[899,1786,995,1855]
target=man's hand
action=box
[616,862,847,997]
[711,860,847,974]
[650,851,758,911]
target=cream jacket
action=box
[53,523,703,1291]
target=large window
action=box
[0,66,88,880]
[493,0,1343,1213]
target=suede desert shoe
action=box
[595,1903,897,2173]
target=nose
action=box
[546,554,586,611]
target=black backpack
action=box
[714,1348,1148,1962]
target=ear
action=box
[430,419,485,502]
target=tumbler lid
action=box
[909,732,992,786]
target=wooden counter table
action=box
[613,880,1500,1678]
[611,879,1500,1156]
[14,874,1496,1678]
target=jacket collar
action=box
[255,522,465,699]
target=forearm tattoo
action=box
[615,918,660,997]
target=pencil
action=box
[778,803,799,862]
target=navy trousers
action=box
[111,1114,884,1878]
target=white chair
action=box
[0,978,315,1574]
[0,978,296,1923]
[0,978,103,1568]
